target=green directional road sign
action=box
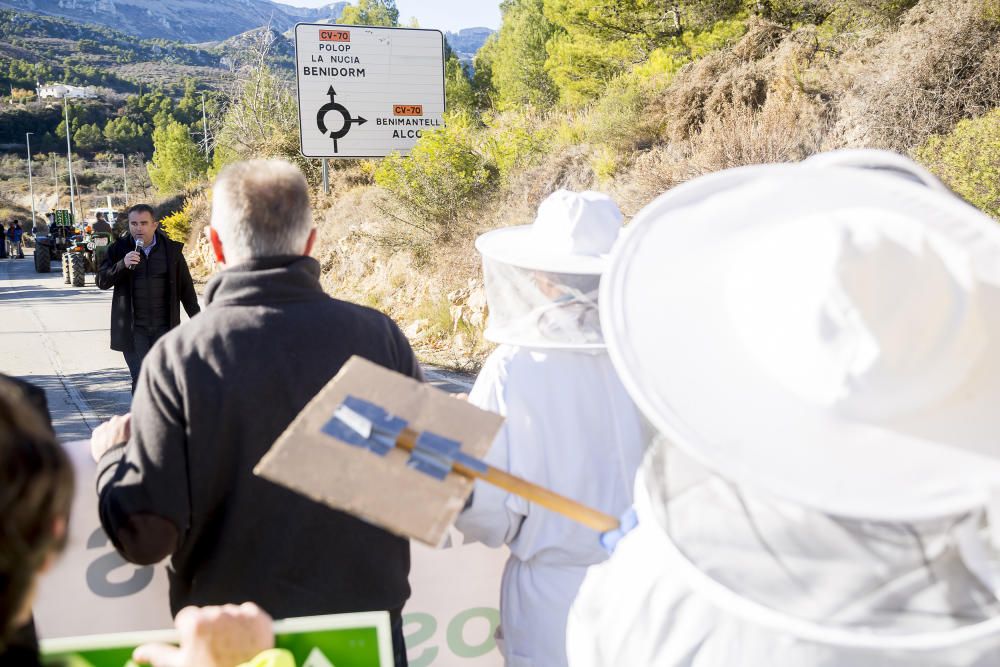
[42,612,393,667]
[52,209,74,227]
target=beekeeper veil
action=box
[598,149,1000,656]
[476,189,623,349]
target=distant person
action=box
[8,221,24,259]
[90,160,420,667]
[454,190,645,667]
[93,212,112,235]
[0,223,6,259]
[16,222,25,259]
[113,211,129,238]
[96,204,200,393]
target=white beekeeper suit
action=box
[567,150,1000,666]
[455,190,645,667]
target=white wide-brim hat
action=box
[602,151,1000,522]
[476,189,623,275]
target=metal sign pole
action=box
[200,92,210,158]
[322,158,329,195]
[63,94,76,221]
[25,132,36,230]
[121,154,129,206]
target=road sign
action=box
[53,209,74,227]
[294,23,446,158]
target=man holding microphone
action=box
[97,204,200,392]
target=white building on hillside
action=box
[37,83,99,100]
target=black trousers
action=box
[390,608,409,667]
[123,326,169,393]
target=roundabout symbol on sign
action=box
[316,86,367,153]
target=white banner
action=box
[35,441,505,666]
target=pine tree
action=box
[338,0,400,27]
[490,0,559,109]
[147,121,208,194]
[445,56,476,112]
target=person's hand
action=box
[132,603,275,667]
[124,250,142,268]
[90,414,131,462]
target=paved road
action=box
[0,248,132,441]
[1,248,471,443]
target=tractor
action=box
[62,227,113,287]
[33,209,76,273]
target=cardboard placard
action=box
[255,356,504,547]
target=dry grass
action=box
[830,0,1000,151]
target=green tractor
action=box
[62,228,113,287]
[33,209,77,273]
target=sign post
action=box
[294,23,446,159]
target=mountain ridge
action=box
[0,0,348,43]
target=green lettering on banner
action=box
[403,612,438,667]
[447,608,500,658]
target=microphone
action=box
[129,238,144,270]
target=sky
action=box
[275,0,502,33]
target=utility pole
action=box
[121,154,129,206]
[25,132,37,231]
[199,91,210,158]
[63,93,76,220]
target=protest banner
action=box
[34,441,505,666]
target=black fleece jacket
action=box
[96,256,420,618]
[96,230,200,352]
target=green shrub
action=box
[585,18,747,151]
[445,56,476,112]
[916,108,1000,220]
[481,111,552,182]
[159,206,191,243]
[544,31,637,108]
[374,112,497,236]
[554,113,588,146]
[590,144,619,182]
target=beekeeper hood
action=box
[476,189,623,348]
[599,148,1000,652]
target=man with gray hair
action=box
[90,159,420,666]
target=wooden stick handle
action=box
[398,428,620,533]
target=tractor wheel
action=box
[69,253,86,287]
[62,254,71,284]
[34,245,51,273]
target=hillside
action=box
[0,0,347,43]
[0,9,228,93]
[4,0,997,372]
[172,0,1000,371]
